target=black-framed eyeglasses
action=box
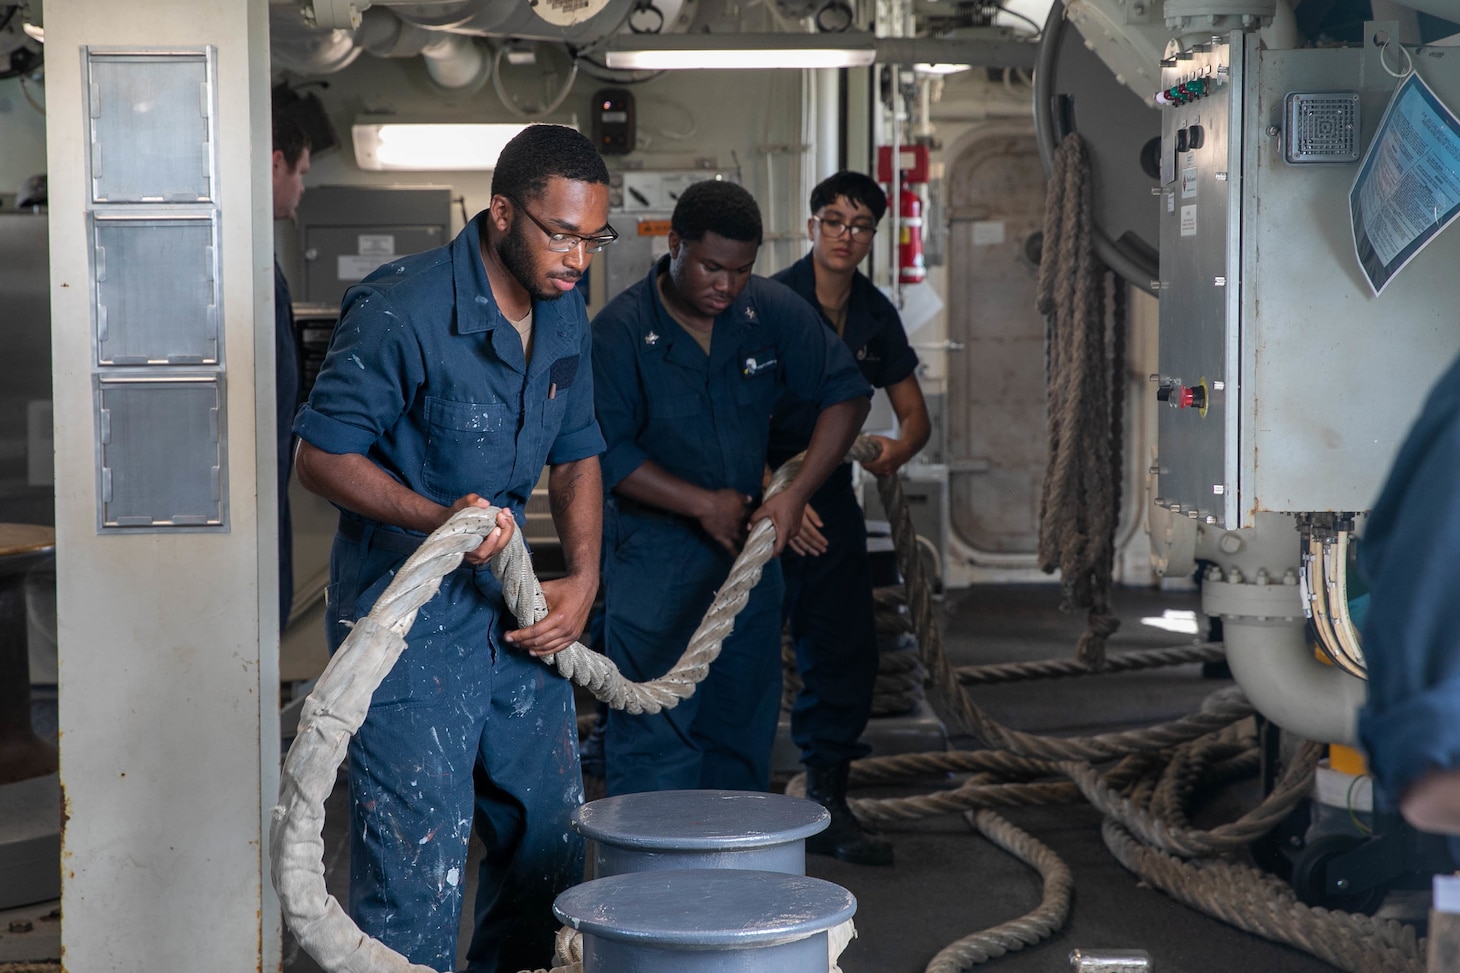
[813,217,877,242]
[507,195,618,253]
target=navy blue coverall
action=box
[592,257,869,797]
[768,253,919,769]
[294,213,604,973]
[1359,350,1460,819]
[275,260,301,632]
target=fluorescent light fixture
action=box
[602,32,877,70]
[352,122,570,171]
[914,62,972,75]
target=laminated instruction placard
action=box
[1350,72,1460,296]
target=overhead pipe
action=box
[274,4,490,88]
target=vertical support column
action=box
[46,1,278,970]
[815,68,840,183]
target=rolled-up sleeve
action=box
[591,308,649,490]
[547,320,607,465]
[293,287,425,456]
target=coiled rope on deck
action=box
[789,461,1427,973]
[272,437,882,973]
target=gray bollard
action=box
[571,789,829,877]
[554,867,856,972]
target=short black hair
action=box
[491,124,610,202]
[272,113,311,169]
[810,171,887,223]
[671,180,763,245]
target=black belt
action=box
[336,516,426,557]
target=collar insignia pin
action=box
[645,331,660,345]
[744,307,756,320]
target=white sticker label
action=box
[338,254,397,281]
[1181,166,1199,199]
[357,234,395,256]
[971,220,1006,245]
[1180,204,1198,237]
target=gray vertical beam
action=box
[46,1,278,969]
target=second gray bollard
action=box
[554,867,856,973]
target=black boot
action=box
[804,762,893,866]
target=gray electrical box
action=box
[295,186,451,308]
[1155,28,1460,526]
[598,169,736,303]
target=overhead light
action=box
[914,63,972,75]
[602,32,877,71]
[352,122,574,171]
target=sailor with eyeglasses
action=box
[293,124,613,973]
[768,170,932,867]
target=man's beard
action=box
[497,218,576,303]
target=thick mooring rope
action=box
[957,642,1225,685]
[812,470,1428,972]
[273,437,883,973]
[924,810,1074,973]
[1035,132,1125,667]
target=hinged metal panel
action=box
[92,215,219,365]
[85,49,216,204]
[95,377,226,530]
[1154,33,1245,528]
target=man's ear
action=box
[488,194,513,233]
[666,230,681,260]
[806,216,817,243]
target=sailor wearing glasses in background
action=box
[293,125,612,973]
[768,170,931,867]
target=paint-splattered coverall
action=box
[294,213,604,972]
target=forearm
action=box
[887,374,931,461]
[788,397,871,501]
[894,403,931,457]
[613,460,717,520]
[295,440,449,534]
[548,457,603,583]
[1401,768,1460,835]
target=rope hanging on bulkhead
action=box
[1035,132,1126,667]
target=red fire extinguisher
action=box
[897,178,926,285]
